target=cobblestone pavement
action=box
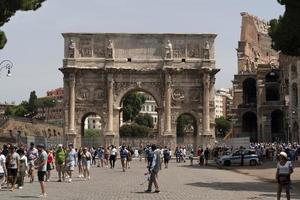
[1,160,299,200]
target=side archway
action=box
[292,122,299,143]
[80,112,104,147]
[176,113,197,147]
[242,111,257,142]
[243,78,257,104]
[271,110,284,142]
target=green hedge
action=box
[120,123,149,138]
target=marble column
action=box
[68,73,76,133]
[107,78,114,133]
[164,73,172,134]
[203,72,210,134]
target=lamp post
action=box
[0,60,13,77]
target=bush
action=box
[84,129,101,138]
[120,123,149,138]
[135,114,153,128]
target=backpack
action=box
[120,149,128,158]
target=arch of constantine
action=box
[60,33,219,148]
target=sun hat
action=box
[279,151,288,159]
[58,144,63,147]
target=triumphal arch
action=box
[60,33,219,148]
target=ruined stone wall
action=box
[237,12,278,73]
[0,117,63,139]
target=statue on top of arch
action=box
[68,39,76,58]
[107,40,114,59]
[165,40,173,59]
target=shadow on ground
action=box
[186,181,300,198]
[186,181,275,193]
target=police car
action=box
[216,149,259,166]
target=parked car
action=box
[216,149,259,166]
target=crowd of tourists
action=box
[0,141,299,198]
[209,142,300,162]
[0,142,174,197]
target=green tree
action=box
[269,0,300,56]
[135,114,154,128]
[28,90,37,114]
[0,0,46,49]
[122,93,146,122]
[4,102,29,117]
[215,117,231,138]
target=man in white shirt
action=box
[0,150,7,190]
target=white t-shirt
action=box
[111,148,117,156]
[277,161,293,175]
[0,154,6,173]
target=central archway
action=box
[118,89,159,147]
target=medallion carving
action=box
[172,89,185,101]
[77,88,90,100]
[94,88,104,100]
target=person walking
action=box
[204,148,210,166]
[145,144,161,193]
[104,147,110,168]
[35,144,48,198]
[16,148,27,189]
[97,146,104,168]
[163,146,170,168]
[55,144,65,182]
[276,152,294,200]
[26,142,38,183]
[65,143,77,183]
[120,145,128,172]
[0,148,6,190]
[46,149,54,182]
[126,146,133,169]
[6,145,19,191]
[77,147,83,177]
[109,145,117,169]
[81,147,92,180]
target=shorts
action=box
[38,171,46,182]
[7,169,18,177]
[47,163,53,171]
[0,172,5,179]
[65,162,75,171]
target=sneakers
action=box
[38,193,47,198]
[154,190,160,193]
[18,186,23,189]
[68,178,72,183]
[57,180,61,182]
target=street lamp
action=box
[0,60,13,77]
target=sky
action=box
[0,0,284,103]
